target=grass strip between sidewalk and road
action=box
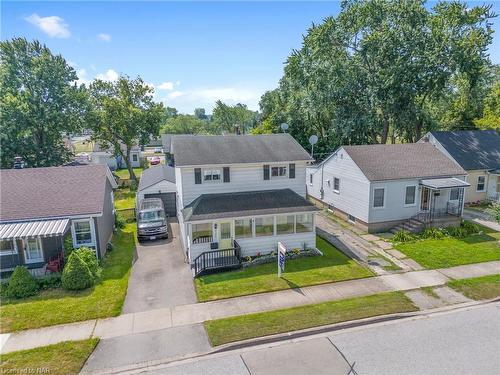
[0,339,99,375]
[195,236,374,302]
[204,291,417,346]
[447,274,500,300]
[0,224,135,332]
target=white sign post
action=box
[277,242,286,277]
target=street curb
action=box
[89,297,499,375]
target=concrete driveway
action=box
[122,219,197,314]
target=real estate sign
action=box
[277,241,286,277]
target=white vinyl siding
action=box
[178,161,307,206]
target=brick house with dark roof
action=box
[0,165,117,277]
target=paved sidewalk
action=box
[2,260,499,354]
[463,209,500,232]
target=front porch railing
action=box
[192,240,241,277]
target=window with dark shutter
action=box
[223,167,230,183]
[194,168,202,184]
[289,163,295,179]
[263,165,270,180]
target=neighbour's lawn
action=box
[447,274,500,300]
[194,237,373,302]
[0,339,98,375]
[0,224,135,332]
[205,292,417,346]
[395,226,500,269]
[114,168,143,180]
[114,187,136,210]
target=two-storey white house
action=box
[307,143,469,233]
[171,134,318,272]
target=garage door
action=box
[144,192,177,217]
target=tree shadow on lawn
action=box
[460,233,498,245]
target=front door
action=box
[420,187,430,211]
[218,221,233,249]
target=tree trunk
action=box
[381,116,389,144]
[415,118,423,142]
[117,146,137,184]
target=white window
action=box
[72,219,95,247]
[132,154,138,162]
[348,214,356,223]
[373,188,385,208]
[24,238,43,263]
[192,223,213,244]
[203,169,221,182]
[476,176,486,192]
[309,173,313,185]
[271,166,287,178]
[276,215,295,235]
[255,217,274,237]
[405,186,416,206]
[234,219,252,239]
[296,213,313,233]
[450,188,460,201]
[333,177,340,193]
[0,240,17,256]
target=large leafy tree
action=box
[88,76,164,183]
[212,101,259,134]
[161,114,208,134]
[261,0,494,154]
[0,38,87,168]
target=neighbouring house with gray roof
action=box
[136,164,177,217]
[306,143,469,233]
[419,130,500,203]
[171,134,318,276]
[0,165,117,278]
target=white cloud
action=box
[76,68,91,86]
[168,91,184,99]
[24,13,70,38]
[97,33,111,42]
[96,69,119,82]
[157,81,175,90]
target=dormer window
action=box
[203,169,221,182]
[271,166,287,178]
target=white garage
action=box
[137,165,177,217]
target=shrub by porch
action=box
[194,236,373,302]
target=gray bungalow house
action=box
[0,165,117,278]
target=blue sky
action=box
[2,1,499,114]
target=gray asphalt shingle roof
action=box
[182,189,319,222]
[343,143,467,181]
[0,165,111,222]
[171,134,313,167]
[430,130,500,170]
[138,164,176,191]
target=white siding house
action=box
[308,143,469,233]
[171,134,318,269]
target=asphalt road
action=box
[136,302,500,375]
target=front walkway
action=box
[463,208,500,232]
[2,260,499,355]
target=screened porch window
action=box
[0,240,17,256]
[235,219,252,239]
[276,215,295,235]
[296,213,313,233]
[24,238,43,263]
[192,223,213,244]
[255,217,274,237]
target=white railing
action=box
[486,192,500,202]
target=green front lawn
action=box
[194,236,373,302]
[0,339,98,375]
[395,226,500,269]
[205,292,417,346]
[114,168,143,180]
[114,187,136,210]
[0,224,135,332]
[447,274,500,300]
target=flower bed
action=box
[241,248,322,268]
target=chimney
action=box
[13,156,24,169]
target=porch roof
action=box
[419,177,470,190]
[183,189,319,222]
[0,219,70,240]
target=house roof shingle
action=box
[342,143,467,181]
[429,130,500,170]
[171,134,313,167]
[182,189,318,222]
[138,164,176,191]
[0,165,112,222]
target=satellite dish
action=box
[280,123,289,132]
[309,135,318,145]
